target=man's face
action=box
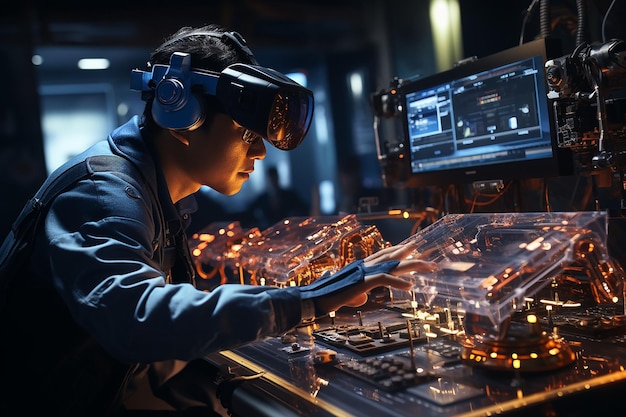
[182,113,266,196]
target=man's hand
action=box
[313,243,436,314]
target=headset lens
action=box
[267,90,314,150]
[216,63,314,150]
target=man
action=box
[0,24,433,415]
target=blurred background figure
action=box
[250,165,310,230]
[336,155,369,215]
[335,155,400,215]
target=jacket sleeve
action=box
[44,169,302,364]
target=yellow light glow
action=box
[429,0,463,71]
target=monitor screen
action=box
[398,38,572,188]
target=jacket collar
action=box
[107,116,197,233]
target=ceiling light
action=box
[78,58,110,70]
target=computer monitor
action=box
[398,38,572,188]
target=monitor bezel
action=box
[397,38,572,188]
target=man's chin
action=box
[223,185,244,196]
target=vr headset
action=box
[131,51,314,150]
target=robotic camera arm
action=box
[544,39,626,172]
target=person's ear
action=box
[170,130,190,146]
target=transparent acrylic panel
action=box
[238,214,388,286]
[395,211,619,328]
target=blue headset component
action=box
[130,52,314,151]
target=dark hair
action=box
[141,24,258,131]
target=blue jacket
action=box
[3,116,303,414]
